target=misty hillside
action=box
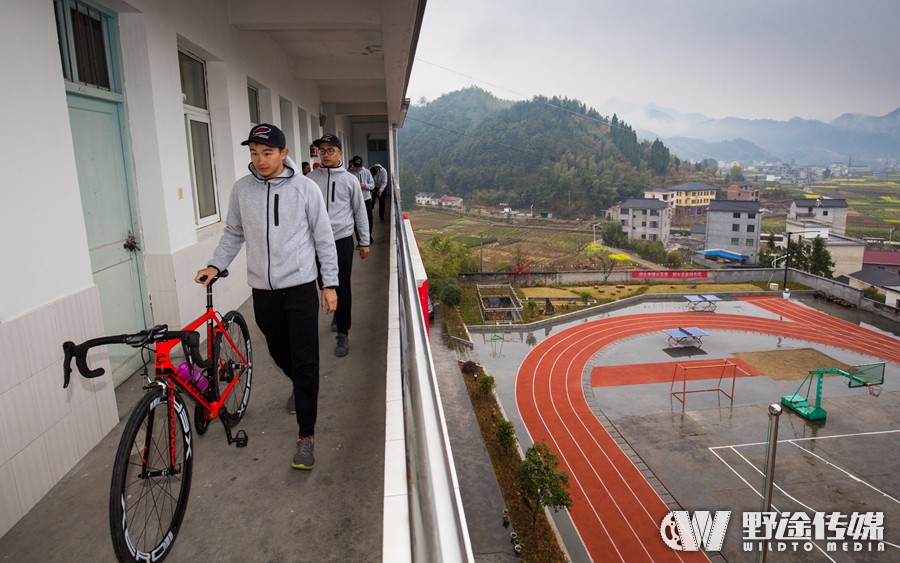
[398,87,680,218]
[599,99,900,165]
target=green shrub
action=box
[496,416,517,452]
[478,374,496,395]
[863,286,886,303]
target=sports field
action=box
[470,295,900,562]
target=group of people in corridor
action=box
[194,123,389,471]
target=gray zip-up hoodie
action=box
[348,166,375,201]
[209,156,339,290]
[307,163,370,245]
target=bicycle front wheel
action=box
[110,388,193,562]
[213,310,253,425]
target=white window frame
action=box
[180,49,219,226]
[248,84,260,126]
[184,110,220,226]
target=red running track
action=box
[515,297,899,562]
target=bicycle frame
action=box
[150,280,250,459]
[153,307,246,420]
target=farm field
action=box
[805,174,900,238]
[405,208,605,270]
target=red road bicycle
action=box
[63,270,252,562]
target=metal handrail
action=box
[393,189,474,562]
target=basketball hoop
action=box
[866,383,882,397]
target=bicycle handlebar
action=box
[63,325,212,388]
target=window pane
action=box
[189,120,217,219]
[731,238,739,245]
[248,86,260,125]
[732,224,740,231]
[747,225,755,232]
[70,6,110,89]
[179,52,207,109]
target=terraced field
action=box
[405,208,595,270]
[806,174,900,237]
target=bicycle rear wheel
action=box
[110,388,193,562]
[213,310,253,425]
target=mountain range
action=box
[597,99,900,166]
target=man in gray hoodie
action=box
[195,123,337,471]
[348,155,375,242]
[308,134,370,358]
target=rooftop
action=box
[620,197,668,210]
[708,200,762,213]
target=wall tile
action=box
[0,408,9,467]
[32,360,70,433]
[70,397,103,459]
[10,436,53,515]
[77,286,104,339]
[145,253,175,293]
[0,379,41,456]
[43,417,81,483]
[93,376,120,435]
[22,303,62,375]
[0,317,31,395]
[0,462,23,539]
[52,293,87,351]
[148,290,179,328]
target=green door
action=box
[67,93,149,385]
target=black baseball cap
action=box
[313,133,342,151]
[349,156,363,167]
[240,124,286,149]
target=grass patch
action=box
[442,304,468,340]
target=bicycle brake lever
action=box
[62,341,75,388]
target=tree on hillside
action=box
[399,169,419,210]
[398,91,671,218]
[650,139,670,174]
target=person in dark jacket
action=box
[195,123,337,471]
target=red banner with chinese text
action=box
[630,271,709,279]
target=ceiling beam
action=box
[228,0,381,30]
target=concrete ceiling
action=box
[228,0,425,126]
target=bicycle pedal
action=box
[234,430,248,448]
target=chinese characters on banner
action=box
[631,271,709,279]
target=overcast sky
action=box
[407,0,900,122]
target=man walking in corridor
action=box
[307,134,369,358]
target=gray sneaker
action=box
[335,333,349,357]
[286,391,296,415]
[291,436,315,470]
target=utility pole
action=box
[479,234,484,273]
